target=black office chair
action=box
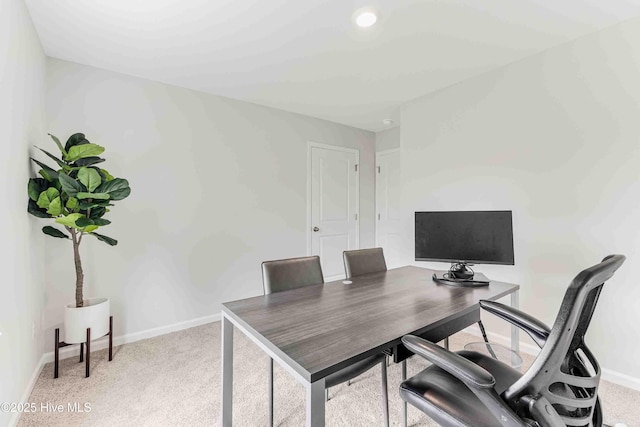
[399,254,625,427]
[262,255,389,427]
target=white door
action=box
[310,144,359,281]
[376,149,402,268]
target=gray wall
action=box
[375,127,400,152]
[43,58,376,348]
[0,1,47,425]
[400,17,640,383]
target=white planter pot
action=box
[64,297,110,344]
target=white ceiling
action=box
[25,0,640,132]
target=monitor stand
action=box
[449,262,474,280]
[432,262,490,287]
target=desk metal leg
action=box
[221,314,234,427]
[510,291,520,357]
[306,378,326,427]
[402,360,407,427]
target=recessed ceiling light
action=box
[354,9,377,28]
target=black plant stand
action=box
[54,315,113,378]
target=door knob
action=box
[313,227,320,232]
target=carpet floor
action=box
[18,322,640,426]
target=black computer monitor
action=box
[415,210,514,280]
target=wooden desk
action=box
[221,265,519,426]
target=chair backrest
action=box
[504,255,625,427]
[343,248,388,278]
[261,255,324,295]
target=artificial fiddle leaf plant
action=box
[27,133,131,308]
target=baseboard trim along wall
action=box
[43,313,222,364]
[9,354,48,427]
[12,313,221,427]
[463,325,640,392]
[16,314,637,427]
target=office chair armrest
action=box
[402,335,495,389]
[403,335,528,426]
[480,300,551,348]
[520,394,564,427]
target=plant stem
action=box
[70,228,84,307]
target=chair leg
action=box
[347,379,351,386]
[444,337,449,350]
[80,343,84,363]
[325,388,329,402]
[402,360,407,427]
[54,328,59,379]
[85,327,91,378]
[108,316,113,361]
[478,320,498,359]
[381,360,389,427]
[269,358,274,427]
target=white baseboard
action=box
[9,353,47,427]
[462,325,640,392]
[42,312,221,364]
[601,368,640,392]
[12,313,220,427]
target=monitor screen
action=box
[415,210,514,265]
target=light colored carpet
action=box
[18,322,640,426]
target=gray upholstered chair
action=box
[343,248,405,424]
[261,255,389,427]
[343,247,388,278]
[399,254,625,427]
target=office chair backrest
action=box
[504,254,625,426]
[343,248,387,278]
[261,255,324,295]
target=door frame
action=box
[306,141,360,256]
[375,148,400,246]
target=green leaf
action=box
[100,168,115,181]
[90,232,118,246]
[64,133,89,152]
[28,199,51,218]
[38,169,53,181]
[66,197,79,210]
[57,214,97,233]
[96,178,131,201]
[36,147,69,170]
[76,216,108,228]
[48,133,67,156]
[42,226,69,239]
[28,178,48,201]
[89,206,107,219]
[92,218,111,226]
[55,213,84,228]
[76,216,98,233]
[58,173,83,197]
[66,143,105,162]
[75,217,94,227]
[77,167,102,192]
[73,157,105,167]
[36,187,60,209]
[110,187,130,201]
[30,158,59,181]
[77,192,110,200]
[78,200,112,210]
[46,197,62,216]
